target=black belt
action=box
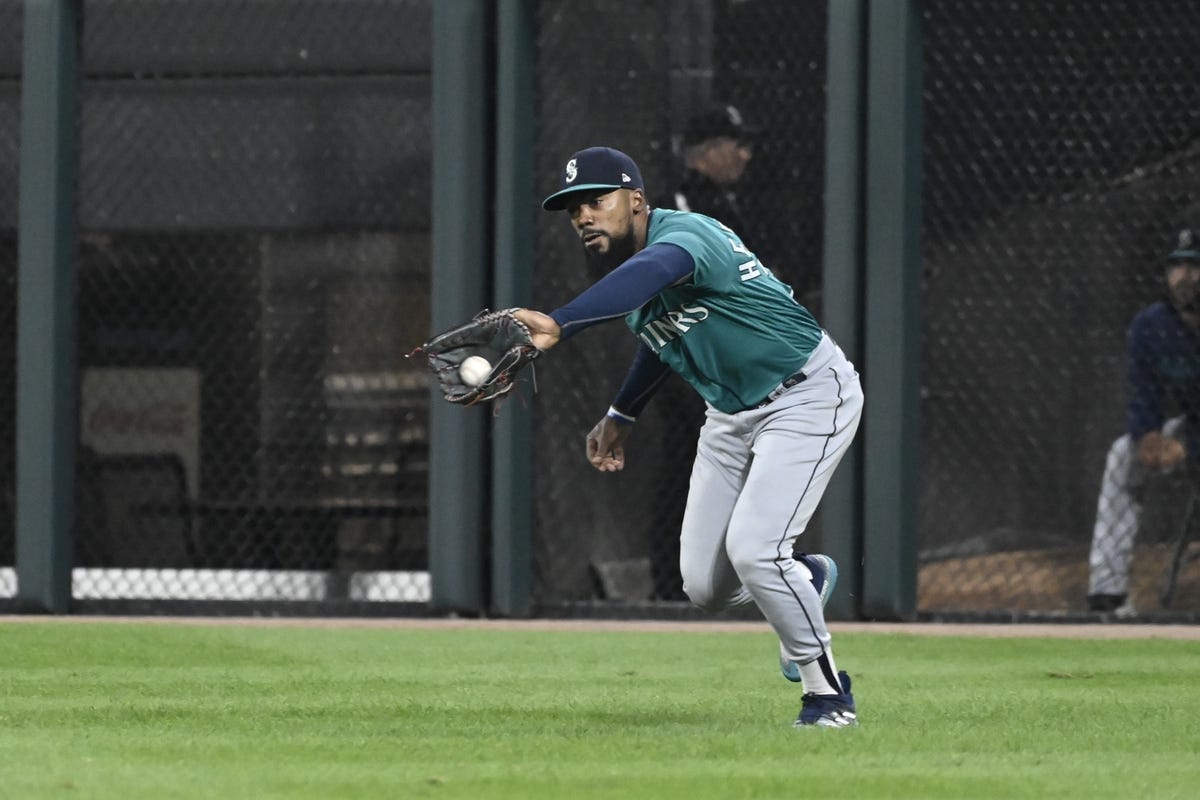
[750,371,807,410]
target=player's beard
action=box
[582,224,638,277]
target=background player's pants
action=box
[1088,415,1186,596]
[679,334,863,666]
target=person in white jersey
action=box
[514,146,863,728]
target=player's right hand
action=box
[511,308,562,352]
[586,416,631,472]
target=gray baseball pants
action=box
[679,334,863,667]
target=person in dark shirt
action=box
[659,103,756,246]
[1088,228,1200,615]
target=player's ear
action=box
[631,188,646,213]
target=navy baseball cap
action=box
[1167,228,1200,263]
[541,147,644,211]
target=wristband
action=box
[606,405,637,424]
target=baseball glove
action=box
[411,308,540,406]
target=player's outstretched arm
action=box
[586,415,632,472]
[512,309,562,351]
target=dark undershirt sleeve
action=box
[547,243,695,340]
[607,343,674,421]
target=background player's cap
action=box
[1166,228,1200,264]
[542,147,644,211]
[682,103,758,147]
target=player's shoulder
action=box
[648,207,726,242]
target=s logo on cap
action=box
[565,159,578,183]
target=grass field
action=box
[1,620,1197,799]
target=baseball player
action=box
[1088,227,1200,615]
[515,146,863,727]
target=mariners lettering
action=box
[642,319,676,348]
[637,302,710,351]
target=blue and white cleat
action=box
[780,553,839,683]
[802,553,838,607]
[794,670,858,728]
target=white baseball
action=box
[459,355,493,387]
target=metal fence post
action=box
[491,0,536,617]
[820,0,867,621]
[15,0,81,614]
[861,0,922,620]
[430,0,491,614]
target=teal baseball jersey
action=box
[625,209,823,412]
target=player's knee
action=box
[680,574,721,612]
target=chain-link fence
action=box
[5,0,1199,619]
[1,0,433,608]
[528,0,1200,619]
[918,0,1200,617]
